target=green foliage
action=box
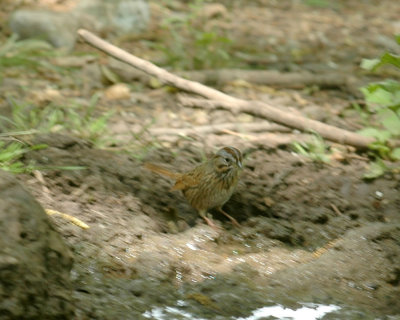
[121,119,164,161]
[0,35,60,72]
[0,36,113,173]
[0,94,111,173]
[0,139,85,173]
[292,133,331,163]
[0,36,99,173]
[1,94,113,148]
[1,99,64,132]
[63,93,114,147]
[303,0,340,9]
[0,140,46,173]
[0,95,110,173]
[157,0,232,70]
[362,158,388,180]
[357,36,400,179]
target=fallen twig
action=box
[109,54,359,93]
[78,29,375,150]
[220,129,257,140]
[178,96,375,149]
[149,121,290,136]
[78,29,236,103]
[330,203,342,216]
[179,69,355,90]
[46,209,90,229]
[312,238,342,258]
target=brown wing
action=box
[171,164,204,191]
[171,174,198,191]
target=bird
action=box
[144,146,243,228]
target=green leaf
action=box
[30,144,48,151]
[391,148,400,160]
[368,142,391,158]
[361,53,400,71]
[361,58,380,71]
[379,52,400,69]
[363,160,386,180]
[393,91,400,108]
[100,65,120,84]
[377,109,400,135]
[363,86,393,106]
[361,80,400,112]
[292,142,308,156]
[358,127,391,142]
[380,79,400,93]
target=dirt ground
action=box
[2,0,400,319]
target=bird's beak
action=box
[237,161,243,169]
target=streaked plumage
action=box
[144,146,243,228]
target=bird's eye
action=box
[224,157,230,163]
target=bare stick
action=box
[78,29,236,103]
[154,131,313,149]
[110,64,357,91]
[179,69,354,89]
[330,203,342,216]
[178,96,375,149]
[219,132,313,148]
[149,122,290,136]
[78,29,375,149]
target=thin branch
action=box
[78,29,236,103]
[178,96,375,149]
[78,29,375,149]
[179,69,355,90]
[149,122,290,136]
[109,62,357,91]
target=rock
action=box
[9,0,150,50]
[76,0,150,34]
[31,87,63,105]
[200,3,227,19]
[104,83,131,100]
[0,171,74,319]
[9,10,78,50]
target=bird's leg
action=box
[217,206,240,227]
[198,210,220,230]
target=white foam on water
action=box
[143,303,341,320]
[143,306,207,320]
[236,303,341,320]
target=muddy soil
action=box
[1,0,400,319]
[18,131,399,319]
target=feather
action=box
[143,163,180,179]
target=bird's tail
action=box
[143,163,180,180]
